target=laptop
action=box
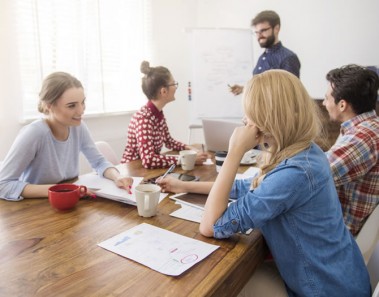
[202,118,242,152]
[202,118,261,165]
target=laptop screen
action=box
[202,119,242,152]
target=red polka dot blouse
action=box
[121,101,186,169]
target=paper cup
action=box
[215,151,228,173]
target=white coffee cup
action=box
[135,184,161,217]
[179,150,197,171]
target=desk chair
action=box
[368,240,379,296]
[95,141,119,165]
[188,124,203,144]
[356,204,379,264]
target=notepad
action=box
[75,173,166,205]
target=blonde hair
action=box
[243,70,322,188]
[38,72,83,114]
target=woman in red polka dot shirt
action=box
[121,61,207,169]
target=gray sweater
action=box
[0,119,113,200]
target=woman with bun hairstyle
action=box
[121,61,207,169]
[0,72,133,201]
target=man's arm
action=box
[326,133,376,186]
[281,55,301,78]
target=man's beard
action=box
[258,34,275,48]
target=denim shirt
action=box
[214,144,370,296]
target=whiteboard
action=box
[189,28,253,125]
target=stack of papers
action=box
[170,193,208,223]
[98,223,219,276]
[75,173,166,205]
[170,202,204,223]
[169,166,260,224]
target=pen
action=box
[202,144,205,152]
[161,164,176,180]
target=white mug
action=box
[134,184,161,217]
[179,150,197,171]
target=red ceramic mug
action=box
[48,184,87,211]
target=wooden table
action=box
[0,159,267,297]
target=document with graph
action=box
[98,223,219,276]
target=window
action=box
[13,0,152,120]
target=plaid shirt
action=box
[326,110,379,236]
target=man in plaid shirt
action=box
[323,64,379,236]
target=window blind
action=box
[13,0,152,120]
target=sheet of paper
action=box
[169,197,233,224]
[75,173,166,205]
[170,203,253,235]
[243,166,260,177]
[98,223,219,276]
[234,167,260,180]
[203,158,214,165]
[170,202,204,223]
[169,169,260,226]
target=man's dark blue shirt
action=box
[253,41,301,77]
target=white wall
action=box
[150,0,379,145]
[1,0,379,172]
[0,0,23,161]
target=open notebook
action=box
[75,173,166,205]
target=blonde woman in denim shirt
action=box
[158,70,370,296]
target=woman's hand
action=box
[184,145,208,165]
[156,175,186,193]
[114,176,133,192]
[195,152,208,164]
[104,167,133,193]
[228,125,262,156]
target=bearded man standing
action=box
[230,10,301,95]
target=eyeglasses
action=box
[253,27,272,36]
[166,81,179,88]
